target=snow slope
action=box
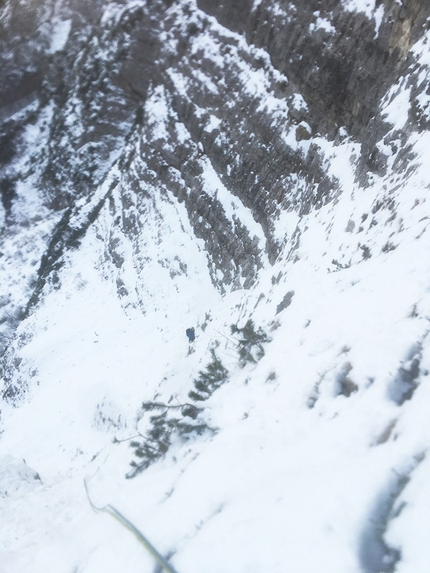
[1,1,430,573]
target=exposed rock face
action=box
[0,0,430,343]
[199,0,429,135]
[0,0,106,112]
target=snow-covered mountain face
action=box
[2,0,430,571]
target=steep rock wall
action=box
[1,0,430,346]
[198,0,429,137]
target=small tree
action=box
[188,349,229,401]
[126,350,230,479]
[231,319,271,367]
[126,401,210,479]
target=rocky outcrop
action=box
[198,0,429,136]
[1,0,430,342]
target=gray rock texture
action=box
[1,0,430,342]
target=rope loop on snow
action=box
[84,479,180,573]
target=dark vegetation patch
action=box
[188,349,229,401]
[126,400,210,479]
[126,350,228,478]
[230,319,271,367]
[126,321,271,477]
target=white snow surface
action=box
[1,6,430,573]
[309,13,336,35]
[342,0,387,36]
[342,0,377,19]
[48,19,72,54]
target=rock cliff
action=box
[1,1,428,311]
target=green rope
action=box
[84,479,180,573]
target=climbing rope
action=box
[84,479,180,573]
